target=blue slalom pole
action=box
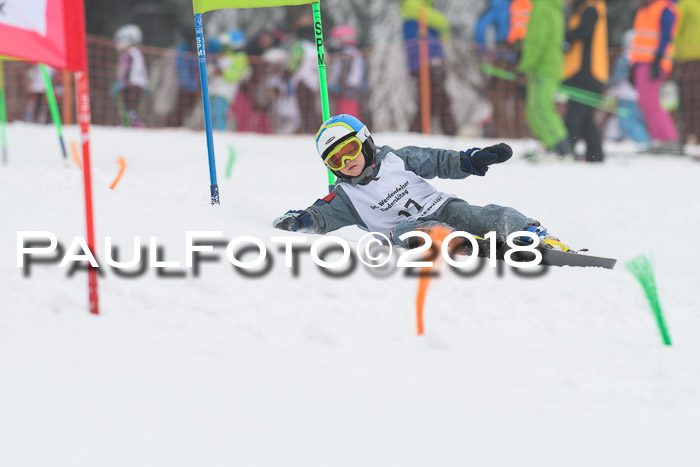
[194,13,220,205]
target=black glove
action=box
[273,210,312,231]
[461,143,513,176]
[650,55,662,81]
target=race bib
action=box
[340,152,452,237]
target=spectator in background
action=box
[475,0,511,46]
[474,0,517,138]
[563,0,609,162]
[606,30,651,147]
[290,16,321,134]
[328,25,366,118]
[506,0,532,48]
[237,27,284,133]
[629,0,681,152]
[675,0,700,145]
[246,28,282,58]
[505,0,531,138]
[24,64,53,124]
[169,33,200,127]
[400,0,457,136]
[260,48,300,134]
[113,24,149,127]
[518,0,572,158]
[207,29,249,131]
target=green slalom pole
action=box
[560,83,612,107]
[626,255,671,346]
[479,65,628,117]
[480,64,602,105]
[312,1,335,193]
[488,65,612,108]
[0,60,7,166]
[481,64,623,115]
[39,65,68,162]
[225,144,236,179]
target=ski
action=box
[636,145,685,156]
[502,241,617,269]
[452,238,616,269]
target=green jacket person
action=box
[517,0,572,158]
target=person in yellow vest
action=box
[563,0,609,162]
[675,0,700,144]
[629,0,680,150]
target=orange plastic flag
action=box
[416,225,452,335]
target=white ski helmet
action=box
[114,24,143,47]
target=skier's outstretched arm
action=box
[392,143,513,179]
[273,188,366,233]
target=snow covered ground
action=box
[1,123,699,466]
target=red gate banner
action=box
[1,0,98,314]
[0,0,86,71]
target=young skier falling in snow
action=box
[273,114,571,254]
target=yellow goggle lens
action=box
[324,137,362,170]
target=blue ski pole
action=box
[193,12,220,205]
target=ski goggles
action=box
[323,136,363,171]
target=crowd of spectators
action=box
[476,0,697,160]
[14,0,700,159]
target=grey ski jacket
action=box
[302,145,472,234]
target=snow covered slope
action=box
[1,123,699,466]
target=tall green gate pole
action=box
[312,1,335,192]
[40,64,69,162]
